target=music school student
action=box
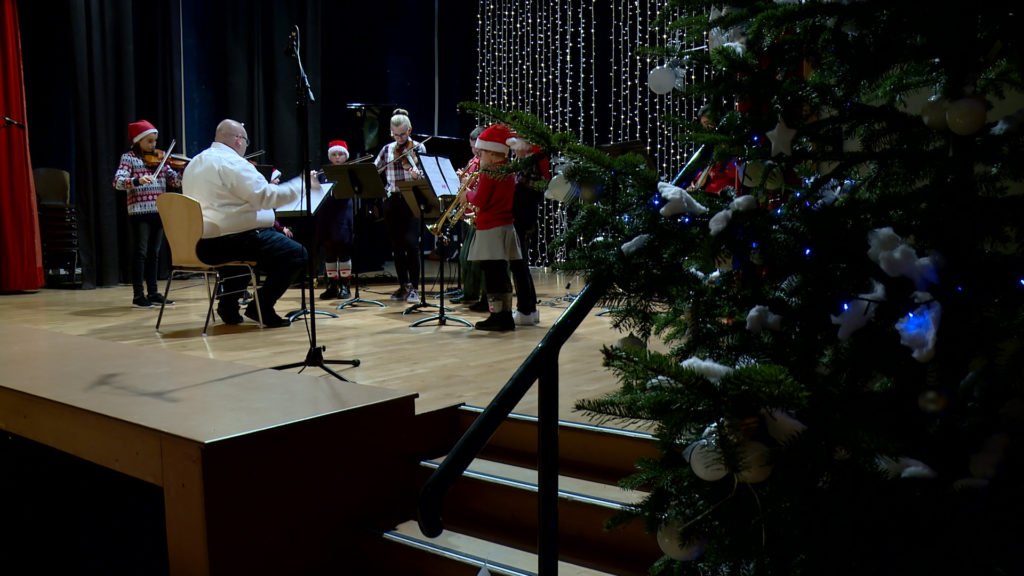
[466,124,524,332]
[374,108,427,304]
[112,119,181,308]
[316,139,354,300]
[454,126,488,312]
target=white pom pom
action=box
[708,208,732,236]
[830,280,886,340]
[621,234,651,256]
[746,305,782,333]
[680,357,734,382]
[731,195,758,212]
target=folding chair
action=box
[155,193,262,335]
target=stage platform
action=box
[0,323,418,575]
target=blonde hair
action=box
[391,108,412,131]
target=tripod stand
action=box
[278,182,339,322]
[410,231,472,328]
[320,163,386,310]
[272,24,359,382]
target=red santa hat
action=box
[475,124,516,154]
[128,119,158,145]
[327,139,349,157]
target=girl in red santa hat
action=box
[112,119,181,308]
[315,139,354,299]
[466,123,525,331]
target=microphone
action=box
[3,115,25,128]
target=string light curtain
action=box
[476,0,701,264]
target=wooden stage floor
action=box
[0,265,646,428]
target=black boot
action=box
[319,278,340,300]
[475,311,514,332]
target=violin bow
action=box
[152,139,176,176]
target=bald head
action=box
[215,119,248,155]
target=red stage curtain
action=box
[0,0,43,292]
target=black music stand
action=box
[396,180,470,328]
[276,177,338,322]
[272,24,358,382]
[320,163,387,309]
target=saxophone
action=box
[429,171,479,238]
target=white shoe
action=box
[406,288,420,304]
[513,310,540,326]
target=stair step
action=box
[381,520,617,576]
[432,457,646,506]
[413,404,660,486]
[416,460,661,575]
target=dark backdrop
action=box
[18,0,477,289]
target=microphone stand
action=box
[272,25,359,382]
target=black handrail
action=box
[417,275,611,575]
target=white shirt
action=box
[182,142,302,238]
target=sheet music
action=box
[436,157,461,196]
[419,156,455,197]
[276,182,332,217]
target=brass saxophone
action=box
[429,171,479,238]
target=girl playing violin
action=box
[374,108,427,303]
[112,119,181,308]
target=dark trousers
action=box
[383,194,420,287]
[129,213,164,298]
[510,222,537,314]
[196,228,308,313]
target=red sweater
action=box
[469,171,515,231]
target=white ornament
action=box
[875,455,936,479]
[945,97,987,135]
[647,66,676,95]
[656,519,705,561]
[689,440,729,481]
[766,115,797,156]
[735,441,773,483]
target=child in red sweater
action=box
[466,124,521,331]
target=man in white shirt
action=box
[182,119,316,328]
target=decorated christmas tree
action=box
[472,0,1024,574]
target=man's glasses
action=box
[235,134,249,144]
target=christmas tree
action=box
[472,1,1024,574]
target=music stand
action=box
[272,24,358,382]
[397,174,471,329]
[320,163,387,309]
[276,178,338,322]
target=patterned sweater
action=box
[112,151,181,216]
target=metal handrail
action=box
[417,276,611,575]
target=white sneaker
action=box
[513,310,540,326]
[406,288,420,303]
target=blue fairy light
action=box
[843,302,850,311]
[682,216,691,224]
[804,247,812,256]
[751,241,759,249]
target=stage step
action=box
[414,404,661,486]
[382,405,663,576]
[371,520,618,576]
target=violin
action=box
[140,139,190,172]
